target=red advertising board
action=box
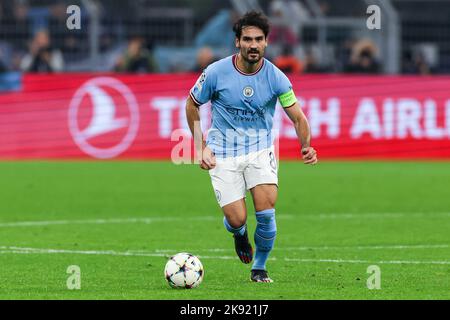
[0,74,449,160]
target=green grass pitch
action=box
[0,161,449,299]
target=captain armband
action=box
[279,89,298,108]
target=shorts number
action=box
[269,152,277,170]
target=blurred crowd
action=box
[0,0,87,72]
[0,0,438,75]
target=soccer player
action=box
[186,11,318,283]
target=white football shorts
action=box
[208,146,278,207]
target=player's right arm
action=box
[186,67,217,170]
[185,96,216,170]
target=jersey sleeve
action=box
[189,66,216,106]
[275,70,298,108]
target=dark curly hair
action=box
[233,11,270,40]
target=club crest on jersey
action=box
[243,86,254,98]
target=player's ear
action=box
[235,38,240,48]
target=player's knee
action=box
[223,216,246,232]
[255,199,277,212]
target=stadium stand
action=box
[0,0,448,74]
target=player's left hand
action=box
[199,146,216,170]
[302,147,318,165]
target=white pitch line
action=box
[281,244,450,251]
[0,215,293,228]
[153,244,450,253]
[0,246,240,261]
[0,216,217,228]
[308,212,450,220]
[284,257,450,265]
[0,212,448,228]
[0,246,164,257]
[0,246,448,265]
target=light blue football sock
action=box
[223,217,246,236]
[252,209,276,271]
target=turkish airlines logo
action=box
[68,77,140,159]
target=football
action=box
[164,253,204,289]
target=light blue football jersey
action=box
[190,54,297,158]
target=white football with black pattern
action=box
[164,253,204,289]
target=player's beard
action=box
[243,48,264,65]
